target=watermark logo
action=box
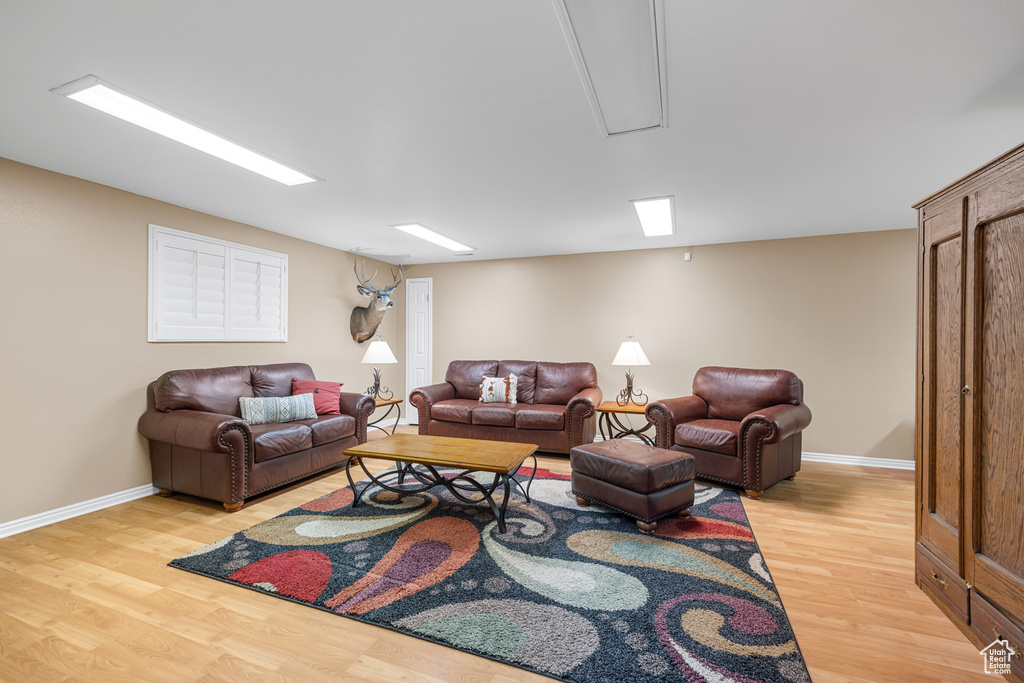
[981,638,1016,676]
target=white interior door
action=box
[405,278,432,424]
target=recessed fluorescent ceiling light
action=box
[631,196,674,237]
[554,0,668,136]
[51,75,318,186]
[393,223,474,252]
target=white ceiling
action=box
[3,0,1024,264]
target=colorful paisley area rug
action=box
[169,467,810,683]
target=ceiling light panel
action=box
[554,0,667,136]
[631,196,674,237]
[51,75,319,186]
[392,223,474,252]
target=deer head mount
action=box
[350,259,403,343]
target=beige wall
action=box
[399,229,917,462]
[0,155,916,527]
[0,158,399,525]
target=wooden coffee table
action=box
[343,434,539,533]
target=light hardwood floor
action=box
[0,429,991,682]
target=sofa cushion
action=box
[251,363,316,398]
[694,366,802,422]
[675,419,740,456]
[515,404,565,430]
[498,361,537,403]
[307,415,356,446]
[292,378,343,415]
[239,394,317,425]
[473,404,518,427]
[480,374,517,404]
[446,361,499,399]
[431,399,479,424]
[154,365,253,415]
[251,423,314,462]
[535,362,598,405]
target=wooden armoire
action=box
[915,141,1024,681]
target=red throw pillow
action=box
[291,379,343,415]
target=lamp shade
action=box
[360,338,398,365]
[611,339,650,366]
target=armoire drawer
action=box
[971,592,1024,682]
[915,543,969,622]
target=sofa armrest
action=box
[566,387,602,419]
[408,383,456,431]
[645,396,709,449]
[566,386,602,449]
[138,408,251,452]
[740,403,812,444]
[338,392,376,443]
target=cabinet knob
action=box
[962,385,970,395]
[930,571,949,589]
[993,629,1022,659]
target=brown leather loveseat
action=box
[645,366,811,499]
[138,362,374,510]
[409,360,602,454]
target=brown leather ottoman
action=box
[570,439,695,533]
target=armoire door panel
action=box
[920,210,964,572]
[930,235,962,528]
[977,159,1024,222]
[968,213,1024,616]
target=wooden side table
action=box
[367,397,403,436]
[595,400,654,446]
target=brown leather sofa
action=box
[645,366,812,499]
[138,362,375,511]
[409,360,602,454]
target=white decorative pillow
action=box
[479,374,518,404]
[239,393,317,424]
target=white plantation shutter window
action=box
[149,225,288,342]
[229,250,287,340]
[151,230,228,340]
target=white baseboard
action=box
[0,447,913,541]
[802,451,915,470]
[594,437,915,470]
[369,417,403,431]
[593,434,646,443]
[0,484,159,540]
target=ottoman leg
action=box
[575,495,591,507]
[636,520,658,533]
[745,489,763,500]
[678,508,692,518]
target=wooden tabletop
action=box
[373,397,403,406]
[344,434,537,473]
[596,400,649,415]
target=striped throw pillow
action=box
[239,393,317,424]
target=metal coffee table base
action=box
[345,456,538,534]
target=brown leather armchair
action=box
[645,366,811,499]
